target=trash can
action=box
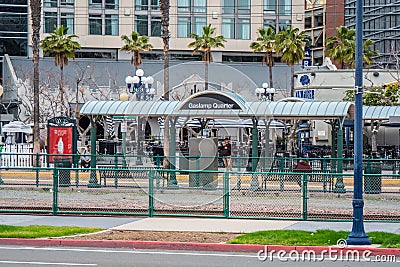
[364,161,382,194]
[54,158,72,187]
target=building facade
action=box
[345,0,400,68]
[30,0,304,61]
[0,0,29,83]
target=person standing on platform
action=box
[220,138,232,171]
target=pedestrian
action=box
[81,145,91,170]
[219,138,232,171]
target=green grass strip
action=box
[228,230,400,248]
[0,225,102,238]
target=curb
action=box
[1,238,400,256]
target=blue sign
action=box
[296,89,315,99]
[299,74,311,86]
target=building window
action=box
[135,15,148,36]
[223,0,250,14]
[61,13,74,33]
[264,0,276,13]
[43,0,75,33]
[278,0,291,15]
[105,14,119,35]
[135,0,159,10]
[89,0,118,9]
[279,19,291,30]
[194,17,206,35]
[89,15,102,35]
[176,1,206,38]
[222,0,250,39]
[89,14,119,35]
[263,19,276,30]
[44,12,58,33]
[44,0,58,7]
[151,16,161,36]
[61,0,74,6]
[222,18,235,39]
[237,18,250,39]
[177,17,191,38]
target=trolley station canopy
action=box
[363,106,400,120]
[80,91,355,120]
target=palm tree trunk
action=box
[268,65,274,88]
[59,65,64,116]
[30,0,41,157]
[205,61,209,90]
[290,65,294,97]
[161,0,170,169]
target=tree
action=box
[30,0,41,156]
[40,25,81,116]
[343,82,400,152]
[250,27,276,88]
[275,26,309,97]
[188,24,226,90]
[120,31,153,70]
[326,26,379,69]
[160,0,171,169]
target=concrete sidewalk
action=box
[1,214,400,234]
[1,215,400,255]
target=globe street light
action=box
[125,69,155,165]
[255,83,275,101]
[125,69,155,101]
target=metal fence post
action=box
[148,168,154,217]
[35,153,40,187]
[223,172,230,218]
[302,173,308,220]
[280,157,285,191]
[52,168,59,216]
[75,152,79,187]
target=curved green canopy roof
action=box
[363,106,400,120]
[80,91,355,120]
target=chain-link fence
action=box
[0,153,400,221]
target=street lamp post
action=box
[125,69,155,165]
[346,0,371,245]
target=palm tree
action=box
[325,26,356,69]
[30,0,41,156]
[250,27,276,88]
[40,25,81,115]
[326,26,379,69]
[188,24,226,90]
[120,31,153,70]
[160,0,171,170]
[275,26,309,97]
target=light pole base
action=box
[88,170,100,188]
[333,179,346,193]
[346,235,372,245]
[250,173,260,191]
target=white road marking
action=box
[0,246,257,258]
[0,261,96,266]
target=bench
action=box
[98,167,167,188]
[260,169,333,192]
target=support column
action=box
[136,117,143,165]
[88,117,99,187]
[121,120,127,168]
[335,119,346,192]
[330,122,337,173]
[250,118,259,190]
[168,117,178,187]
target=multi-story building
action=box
[345,0,400,68]
[34,0,304,61]
[304,0,344,66]
[0,0,29,80]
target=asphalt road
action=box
[0,246,398,267]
